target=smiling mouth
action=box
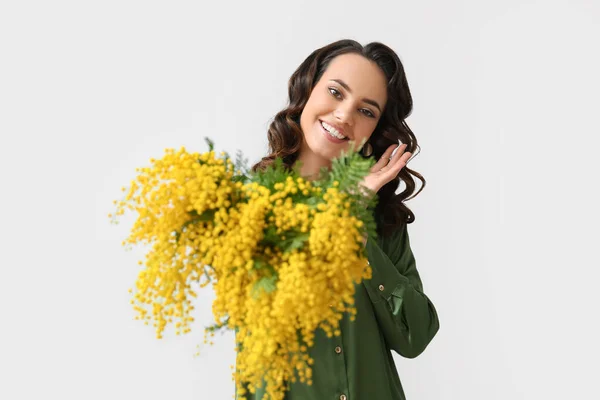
[319,120,349,140]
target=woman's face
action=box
[299,53,388,162]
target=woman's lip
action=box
[319,119,346,137]
[319,120,348,144]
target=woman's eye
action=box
[329,87,375,118]
[328,87,342,98]
[361,109,375,118]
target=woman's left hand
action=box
[359,143,412,196]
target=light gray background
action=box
[1,1,599,399]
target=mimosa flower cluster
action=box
[109,138,378,400]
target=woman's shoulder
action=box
[371,220,410,260]
[374,216,408,242]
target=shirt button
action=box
[335,346,342,354]
[340,395,347,400]
[378,284,385,291]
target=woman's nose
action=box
[333,104,353,125]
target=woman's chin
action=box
[302,129,349,162]
[316,145,346,162]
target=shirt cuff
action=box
[364,236,411,303]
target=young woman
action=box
[239,39,440,400]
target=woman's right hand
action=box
[359,143,412,197]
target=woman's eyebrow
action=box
[329,78,382,112]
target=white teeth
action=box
[321,121,347,140]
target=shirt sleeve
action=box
[362,222,440,358]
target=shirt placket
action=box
[330,303,350,400]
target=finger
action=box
[380,143,408,171]
[383,151,412,180]
[370,144,398,172]
[371,144,397,171]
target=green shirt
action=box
[236,222,440,400]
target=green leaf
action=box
[204,137,215,152]
[250,156,296,191]
[253,259,267,270]
[324,142,379,241]
[252,259,276,275]
[259,225,279,247]
[232,175,248,183]
[196,209,216,221]
[280,231,309,253]
[251,274,278,299]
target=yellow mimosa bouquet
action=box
[109,138,378,400]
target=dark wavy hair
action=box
[251,39,426,238]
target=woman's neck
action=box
[294,143,332,181]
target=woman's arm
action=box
[362,223,440,358]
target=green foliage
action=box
[259,225,279,247]
[251,274,278,299]
[250,259,279,299]
[279,231,309,253]
[233,149,250,176]
[204,137,215,152]
[205,315,230,333]
[250,157,295,191]
[253,258,273,272]
[322,142,380,241]
[330,147,374,191]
